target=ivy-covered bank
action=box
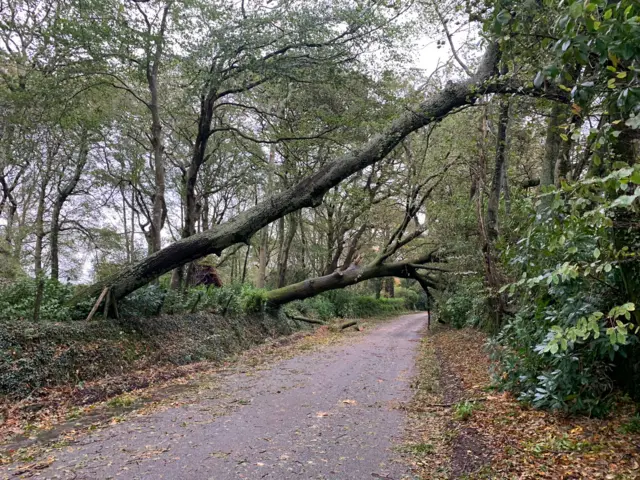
[0,312,298,402]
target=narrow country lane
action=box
[2,314,428,480]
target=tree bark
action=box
[476,107,505,330]
[384,277,395,298]
[486,99,509,241]
[256,226,268,288]
[51,135,89,280]
[277,215,297,288]
[34,176,48,278]
[147,3,170,254]
[541,103,567,188]
[81,44,500,302]
[265,254,437,306]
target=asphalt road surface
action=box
[4,313,428,480]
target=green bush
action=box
[240,287,268,313]
[435,278,487,329]
[120,284,167,317]
[0,278,92,322]
[285,290,406,321]
[491,167,640,415]
[395,287,420,310]
[351,295,404,317]
[300,295,336,321]
[321,289,356,317]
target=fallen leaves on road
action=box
[9,456,54,476]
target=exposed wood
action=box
[103,288,111,320]
[288,315,325,325]
[86,287,109,322]
[338,320,358,330]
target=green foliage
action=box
[453,400,477,421]
[0,278,93,322]
[493,166,640,415]
[395,286,420,310]
[320,289,356,318]
[299,296,337,321]
[106,393,137,409]
[120,285,167,317]
[435,279,488,329]
[240,288,268,313]
[352,295,405,317]
[287,290,406,321]
[620,415,640,434]
[407,442,434,454]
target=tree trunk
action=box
[51,136,89,280]
[147,4,170,254]
[34,179,47,277]
[486,99,509,241]
[265,254,437,306]
[241,244,250,284]
[476,107,505,331]
[541,103,567,188]
[384,277,395,298]
[555,115,580,184]
[277,215,297,288]
[121,186,131,263]
[256,226,268,288]
[80,44,500,302]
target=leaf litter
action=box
[404,325,640,479]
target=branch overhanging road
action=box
[4,314,428,480]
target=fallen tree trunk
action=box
[265,254,438,306]
[80,44,500,302]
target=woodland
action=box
[0,0,639,439]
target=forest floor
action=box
[1,314,640,479]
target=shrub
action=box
[435,278,487,329]
[351,295,404,317]
[120,284,167,317]
[300,296,336,321]
[395,287,420,310]
[321,290,356,317]
[0,278,93,322]
[240,286,268,313]
[491,167,640,415]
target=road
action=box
[4,313,428,480]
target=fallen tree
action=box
[266,157,446,306]
[265,252,439,306]
[81,44,501,302]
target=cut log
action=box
[338,320,358,330]
[288,315,325,325]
